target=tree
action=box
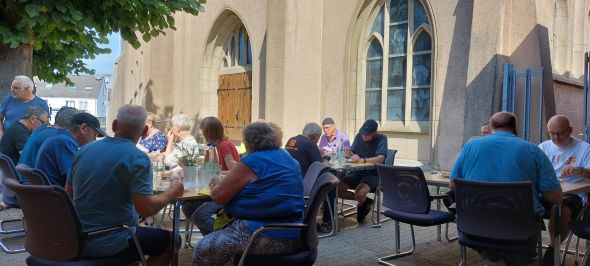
[0,0,205,94]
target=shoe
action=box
[317,222,332,233]
[0,201,9,211]
[356,198,373,223]
[541,247,554,266]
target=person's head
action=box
[547,115,573,148]
[359,119,379,142]
[480,122,491,136]
[21,106,49,131]
[200,116,225,143]
[11,76,34,101]
[170,114,192,136]
[146,112,157,131]
[113,104,148,142]
[243,122,282,153]
[69,112,107,146]
[54,106,81,128]
[322,118,336,137]
[303,122,322,143]
[490,112,517,135]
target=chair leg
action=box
[377,222,415,266]
[158,204,169,228]
[445,223,458,242]
[319,195,337,239]
[0,218,24,234]
[0,234,26,254]
[460,245,467,266]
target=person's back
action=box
[0,121,31,165]
[19,126,64,167]
[36,133,78,187]
[285,135,322,176]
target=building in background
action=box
[36,74,108,131]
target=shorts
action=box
[115,227,172,259]
[340,172,378,191]
[541,193,582,220]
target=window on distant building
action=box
[364,0,433,123]
[68,85,77,91]
[66,100,75,108]
[44,83,53,90]
[84,86,93,91]
[79,101,88,111]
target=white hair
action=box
[13,75,34,91]
[170,114,192,131]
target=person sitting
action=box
[137,112,167,153]
[319,118,351,158]
[285,122,323,176]
[66,104,184,265]
[182,116,240,236]
[0,105,48,165]
[18,106,80,168]
[164,114,199,169]
[35,112,105,187]
[339,119,387,223]
[450,112,562,266]
[193,122,304,265]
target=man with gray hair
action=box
[18,106,81,168]
[0,75,50,139]
[67,104,183,264]
[285,122,323,176]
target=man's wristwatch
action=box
[363,158,366,163]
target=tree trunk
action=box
[0,43,33,97]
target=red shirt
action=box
[217,139,240,170]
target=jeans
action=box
[192,202,223,236]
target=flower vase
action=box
[182,165,199,188]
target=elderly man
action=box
[35,112,105,187]
[339,119,387,223]
[66,105,183,265]
[319,118,351,158]
[0,76,50,139]
[0,106,48,165]
[18,107,80,168]
[285,122,323,176]
[451,112,562,266]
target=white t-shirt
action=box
[165,136,199,168]
[539,138,590,200]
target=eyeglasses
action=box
[33,117,49,124]
[11,85,27,91]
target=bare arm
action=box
[349,154,385,164]
[561,166,590,179]
[220,153,239,175]
[132,179,184,217]
[210,163,257,205]
[542,189,563,205]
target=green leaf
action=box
[142,32,151,42]
[25,4,39,17]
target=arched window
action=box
[364,0,433,124]
[223,26,252,68]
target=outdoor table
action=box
[171,188,211,266]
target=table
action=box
[171,188,211,266]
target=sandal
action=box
[0,201,10,211]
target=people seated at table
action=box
[36,112,104,187]
[164,113,199,169]
[0,105,48,166]
[182,116,240,236]
[18,106,80,168]
[319,117,351,158]
[137,112,167,153]
[193,122,304,265]
[450,112,563,266]
[66,104,184,265]
[285,122,323,176]
[339,119,387,223]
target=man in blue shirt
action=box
[285,122,323,176]
[0,76,50,139]
[450,112,562,265]
[67,105,183,264]
[35,112,105,187]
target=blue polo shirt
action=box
[451,131,560,214]
[0,95,50,129]
[19,125,68,168]
[70,137,152,257]
[35,132,78,187]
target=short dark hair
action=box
[21,106,47,119]
[54,107,80,128]
[243,122,282,152]
[200,116,225,143]
[322,118,335,125]
[490,112,517,130]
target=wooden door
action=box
[218,72,252,141]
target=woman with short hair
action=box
[193,122,304,265]
[137,112,167,153]
[164,114,199,168]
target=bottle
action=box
[203,144,221,186]
[337,139,346,165]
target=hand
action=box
[561,166,584,177]
[168,177,184,197]
[166,130,175,143]
[350,154,361,163]
[209,175,223,189]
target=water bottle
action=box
[152,153,164,189]
[202,144,221,187]
[337,139,346,165]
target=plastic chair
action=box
[2,178,148,266]
[454,178,541,266]
[376,164,455,266]
[0,154,25,254]
[15,167,51,186]
[237,172,339,266]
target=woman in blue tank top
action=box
[193,122,304,265]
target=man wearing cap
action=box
[35,112,106,187]
[319,118,351,158]
[340,119,387,222]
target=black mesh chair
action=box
[562,203,590,265]
[372,149,397,226]
[0,154,25,253]
[376,164,454,266]
[2,178,147,266]
[16,167,51,186]
[237,172,339,266]
[454,178,541,266]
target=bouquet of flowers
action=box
[176,143,199,167]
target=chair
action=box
[0,154,25,254]
[375,164,455,266]
[15,167,51,186]
[372,149,397,226]
[562,203,590,265]
[3,178,148,266]
[454,178,541,266]
[237,172,339,266]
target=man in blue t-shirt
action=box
[285,122,323,176]
[35,112,105,187]
[450,112,562,265]
[67,105,183,264]
[340,119,387,223]
[0,76,50,139]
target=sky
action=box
[82,33,121,75]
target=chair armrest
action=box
[237,223,307,266]
[83,225,147,266]
[430,194,451,201]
